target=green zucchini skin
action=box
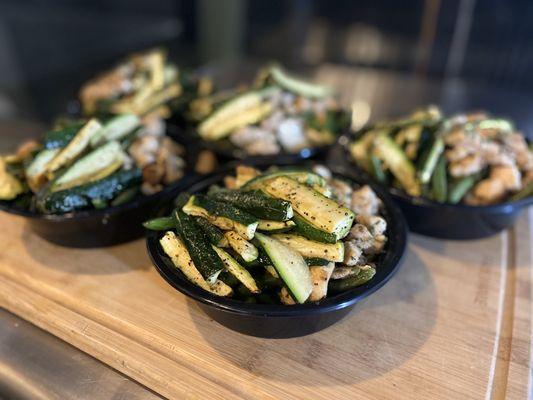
[211,190,293,221]
[194,216,227,246]
[328,267,376,293]
[292,213,338,244]
[42,123,85,150]
[143,216,175,231]
[174,210,225,284]
[36,168,142,214]
[304,257,331,266]
[193,194,258,226]
[242,168,326,189]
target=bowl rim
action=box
[338,133,533,211]
[146,162,408,317]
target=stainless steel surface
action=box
[0,308,161,400]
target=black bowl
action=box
[332,135,533,239]
[166,123,333,164]
[146,163,408,338]
[0,136,201,248]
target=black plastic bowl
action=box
[333,135,533,239]
[146,164,408,338]
[0,137,200,248]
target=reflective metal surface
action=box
[0,309,161,400]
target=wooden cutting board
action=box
[0,211,531,400]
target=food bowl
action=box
[0,136,200,248]
[146,163,407,338]
[332,135,533,239]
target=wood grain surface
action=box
[0,211,531,400]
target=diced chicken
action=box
[365,234,387,255]
[224,176,238,189]
[230,127,280,155]
[308,263,335,302]
[350,185,380,215]
[355,215,387,236]
[129,135,159,167]
[343,241,362,266]
[276,118,309,152]
[329,178,353,208]
[449,154,484,177]
[312,164,332,180]
[347,224,374,250]
[473,178,506,204]
[4,140,40,164]
[195,150,217,175]
[331,266,360,280]
[280,287,296,305]
[234,165,260,188]
[490,165,521,191]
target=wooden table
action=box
[0,210,531,400]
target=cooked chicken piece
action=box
[355,214,387,236]
[162,155,185,184]
[277,118,309,152]
[294,96,312,113]
[331,266,360,280]
[260,111,284,131]
[347,224,374,250]
[523,170,533,186]
[80,66,131,113]
[195,150,217,175]
[128,135,159,167]
[490,165,521,191]
[141,181,163,195]
[0,158,24,200]
[473,178,506,204]
[351,185,380,215]
[280,287,296,305]
[245,140,280,156]
[224,176,238,189]
[230,127,279,155]
[449,154,484,177]
[308,263,335,302]
[142,163,164,185]
[365,235,387,255]
[343,241,362,266]
[444,128,467,146]
[235,165,260,188]
[312,164,332,180]
[503,133,533,170]
[329,178,352,207]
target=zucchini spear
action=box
[211,190,293,221]
[160,231,232,296]
[174,209,225,284]
[212,246,260,293]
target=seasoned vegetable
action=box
[160,232,232,296]
[328,266,376,293]
[42,122,85,150]
[143,216,175,231]
[272,234,344,262]
[149,165,389,304]
[211,189,293,221]
[268,66,333,98]
[0,158,24,200]
[261,176,354,240]
[51,141,126,191]
[183,195,258,239]
[243,168,326,190]
[255,232,312,304]
[90,114,140,147]
[174,209,225,284]
[224,231,258,262]
[212,246,259,293]
[36,168,142,214]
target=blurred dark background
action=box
[1,0,532,144]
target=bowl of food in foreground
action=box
[343,106,533,239]
[171,64,350,162]
[145,163,407,338]
[0,114,197,247]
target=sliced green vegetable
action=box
[51,141,126,192]
[243,168,326,190]
[328,266,376,293]
[212,246,259,293]
[304,257,331,266]
[25,148,61,191]
[255,232,312,304]
[292,213,338,244]
[510,182,533,201]
[110,186,139,206]
[42,122,85,149]
[211,189,293,221]
[183,195,258,239]
[261,176,354,240]
[431,155,447,203]
[143,216,175,231]
[174,209,225,284]
[194,217,228,247]
[448,176,478,204]
[257,219,295,232]
[373,133,421,196]
[160,231,232,296]
[271,234,344,262]
[224,231,258,262]
[418,135,445,184]
[269,66,333,98]
[90,114,141,147]
[369,154,386,183]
